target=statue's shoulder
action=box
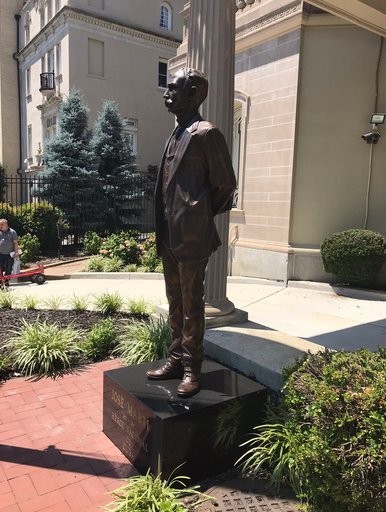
[195,120,219,134]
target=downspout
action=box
[13,14,23,202]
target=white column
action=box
[187,0,236,315]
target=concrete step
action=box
[204,321,325,391]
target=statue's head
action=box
[163,67,208,117]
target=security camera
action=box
[361,132,381,144]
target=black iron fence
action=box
[0,173,156,246]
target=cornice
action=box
[236,0,302,40]
[17,6,181,60]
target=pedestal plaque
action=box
[103,359,266,481]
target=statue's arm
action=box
[204,127,237,216]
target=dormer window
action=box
[160,3,172,30]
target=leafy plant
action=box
[94,291,123,315]
[68,294,89,312]
[81,318,117,361]
[124,263,137,272]
[0,351,11,380]
[18,234,40,265]
[138,234,161,271]
[6,318,83,377]
[238,348,386,512]
[99,232,139,265]
[84,255,106,272]
[236,409,301,493]
[321,229,386,287]
[127,298,155,316]
[42,295,64,311]
[20,294,39,310]
[114,316,171,365]
[18,203,64,251]
[103,469,211,512]
[103,256,124,272]
[83,231,103,255]
[0,290,15,309]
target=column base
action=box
[205,297,235,317]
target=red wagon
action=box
[0,264,46,286]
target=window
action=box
[27,125,33,160]
[160,3,171,30]
[158,60,167,88]
[41,56,46,73]
[45,115,57,146]
[26,68,31,97]
[123,118,138,155]
[88,39,105,77]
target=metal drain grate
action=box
[193,478,300,512]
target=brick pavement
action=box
[0,360,137,512]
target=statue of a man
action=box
[146,68,236,397]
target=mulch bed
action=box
[0,309,138,347]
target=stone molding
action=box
[236,0,302,39]
[17,6,181,61]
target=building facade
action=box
[0,0,24,178]
[172,0,386,284]
[14,0,184,176]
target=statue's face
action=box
[163,73,192,115]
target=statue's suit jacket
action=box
[155,115,236,261]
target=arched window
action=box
[160,3,172,30]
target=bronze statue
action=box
[146,68,236,397]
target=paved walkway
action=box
[0,360,135,512]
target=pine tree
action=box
[92,100,136,180]
[92,100,139,231]
[41,90,104,236]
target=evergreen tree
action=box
[92,100,139,231]
[92,100,136,179]
[41,90,104,236]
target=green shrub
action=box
[114,316,171,365]
[18,203,64,251]
[42,295,64,310]
[103,256,124,272]
[127,298,155,316]
[0,351,11,380]
[6,318,83,377]
[19,234,40,264]
[0,203,22,233]
[99,231,139,265]
[84,255,106,272]
[238,348,386,512]
[83,231,103,255]
[123,263,137,272]
[94,291,123,315]
[0,290,15,309]
[68,294,89,312]
[20,295,39,310]
[0,202,64,251]
[81,318,117,361]
[321,229,386,287]
[138,234,161,271]
[104,469,210,512]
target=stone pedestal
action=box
[103,359,266,482]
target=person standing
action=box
[146,68,236,397]
[0,219,19,286]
